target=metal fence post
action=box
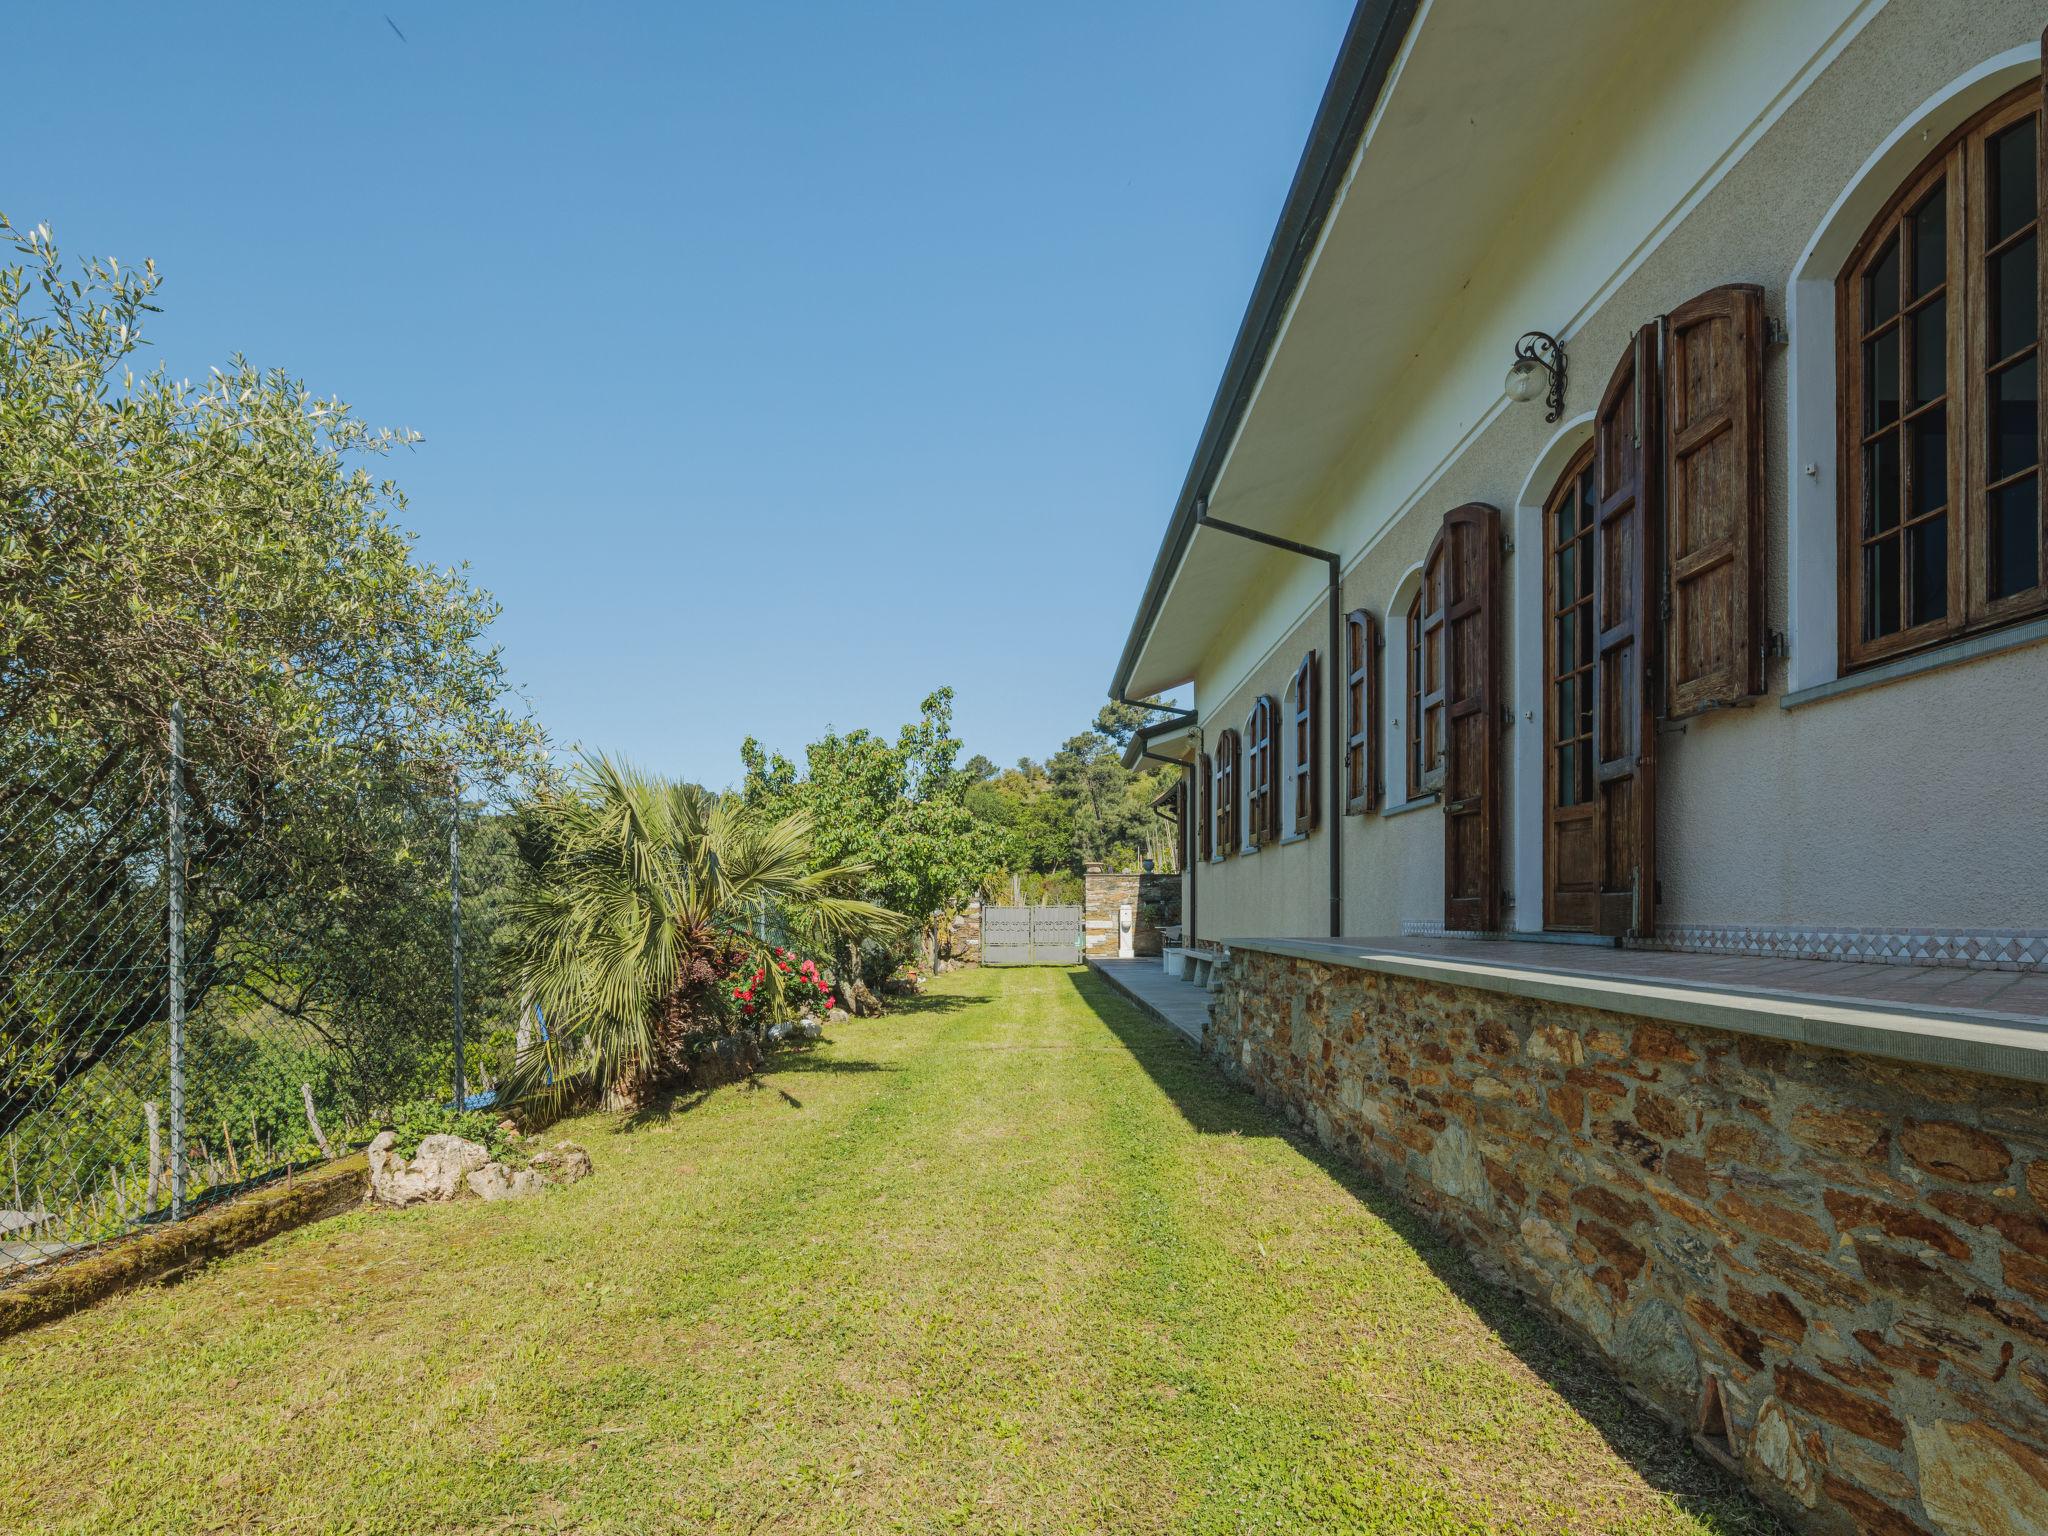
[449,781,466,1109]
[167,701,186,1220]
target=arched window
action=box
[1840,77,2048,668]
[1407,566,1446,798]
[1287,650,1320,835]
[1343,610,1381,815]
[1211,732,1238,859]
[1242,696,1279,849]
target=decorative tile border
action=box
[1396,919,2048,971]
[1642,923,2048,972]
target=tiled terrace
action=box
[1232,934,2048,1083]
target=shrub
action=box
[383,1100,518,1161]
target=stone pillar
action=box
[1082,866,1141,959]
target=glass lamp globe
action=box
[1505,359,1543,403]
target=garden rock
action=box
[792,1015,822,1041]
[466,1163,546,1201]
[366,1132,491,1207]
[827,1007,850,1024]
[531,1141,593,1185]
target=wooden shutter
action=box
[1434,503,1501,933]
[1344,610,1381,814]
[1663,283,1765,717]
[1593,326,1661,936]
[1291,652,1320,834]
[1174,776,1190,869]
[1197,752,1213,862]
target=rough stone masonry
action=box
[1207,949,2048,1535]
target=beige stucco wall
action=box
[1186,0,2048,946]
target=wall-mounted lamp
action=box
[1505,332,1566,423]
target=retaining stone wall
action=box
[1208,947,2048,1534]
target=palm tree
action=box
[505,755,906,1111]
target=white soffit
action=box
[1128,0,1695,696]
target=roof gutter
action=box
[1107,0,1419,704]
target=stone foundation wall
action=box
[1209,947,2048,1534]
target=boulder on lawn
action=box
[531,1141,593,1185]
[826,1007,850,1024]
[792,1015,823,1041]
[466,1162,546,1201]
[367,1131,491,1207]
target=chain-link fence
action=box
[0,709,472,1279]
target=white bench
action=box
[1163,946,1225,990]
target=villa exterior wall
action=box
[1182,0,2048,954]
[1209,946,2048,1534]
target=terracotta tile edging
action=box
[0,1153,368,1341]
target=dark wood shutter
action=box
[1174,776,1190,869]
[1663,283,1765,717]
[1197,752,1213,862]
[1291,652,1320,834]
[1434,503,1501,933]
[1593,326,1661,936]
[1344,610,1381,814]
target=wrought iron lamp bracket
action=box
[1513,331,1567,423]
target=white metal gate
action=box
[980,905,1084,965]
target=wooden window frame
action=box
[1288,650,1320,836]
[1411,572,1447,796]
[1838,79,2048,671]
[1243,696,1279,849]
[1197,752,1213,863]
[1344,610,1382,814]
[1211,732,1238,859]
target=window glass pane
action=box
[1554,544,1575,611]
[1912,183,1946,298]
[1578,603,1594,662]
[1555,745,1579,808]
[1991,476,2042,600]
[1912,296,1946,406]
[1554,678,1576,744]
[1554,613,1576,674]
[1865,330,1899,432]
[1908,516,1948,625]
[1991,359,2039,482]
[1992,233,2037,363]
[1865,537,1901,638]
[1913,407,1947,516]
[1575,740,1593,806]
[1866,235,1900,328]
[1864,435,1900,534]
[1990,116,2037,246]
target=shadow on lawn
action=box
[1061,966,1784,1536]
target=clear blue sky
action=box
[12,3,1349,787]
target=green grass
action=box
[0,967,1777,1535]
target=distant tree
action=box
[741,689,1003,976]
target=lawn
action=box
[0,966,1776,1535]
